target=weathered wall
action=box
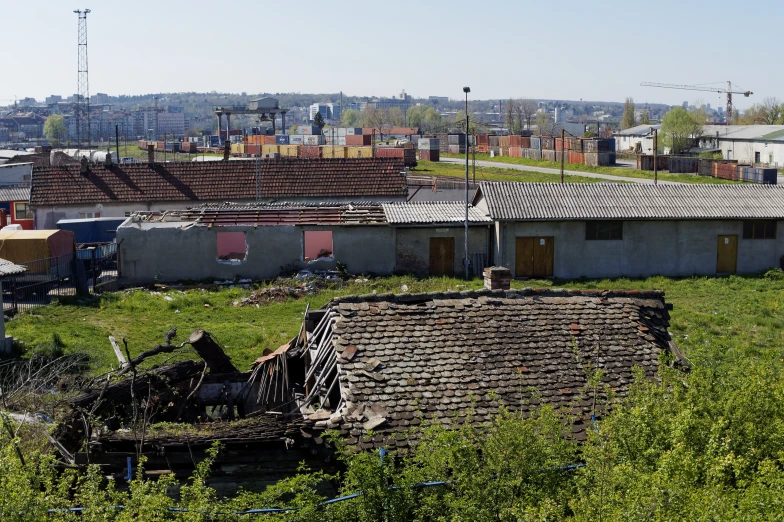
[395,226,490,275]
[495,219,784,279]
[118,223,395,284]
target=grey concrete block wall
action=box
[118,224,397,284]
[495,220,784,279]
[395,226,490,275]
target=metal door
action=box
[429,237,455,276]
[716,235,738,274]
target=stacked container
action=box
[348,146,373,158]
[322,146,347,159]
[346,134,372,146]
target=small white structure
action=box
[614,124,659,154]
[698,125,784,167]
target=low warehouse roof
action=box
[382,201,491,224]
[30,158,408,206]
[299,288,680,449]
[477,182,784,221]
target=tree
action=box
[621,97,636,129]
[387,107,404,127]
[341,109,361,128]
[640,110,650,125]
[363,107,390,139]
[313,112,325,131]
[43,115,66,146]
[535,112,552,135]
[519,99,538,131]
[762,98,783,125]
[421,108,443,134]
[660,107,704,154]
[505,99,516,134]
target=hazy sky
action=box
[2,0,779,110]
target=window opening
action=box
[743,220,776,239]
[14,203,33,220]
[217,231,247,264]
[304,231,334,262]
[586,221,623,240]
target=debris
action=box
[401,284,409,292]
[174,309,180,314]
[163,295,174,302]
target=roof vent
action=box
[79,156,89,176]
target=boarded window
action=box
[743,220,776,239]
[217,232,247,262]
[304,231,333,262]
[586,221,623,240]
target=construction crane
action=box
[640,81,753,122]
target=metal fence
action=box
[4,244,118,314]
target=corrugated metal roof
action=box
[0,258,26,277]
[479,182,784,221]
[702,125,784,141]
[382,202,491,224]
[0,186,30,202]
[615,124,660,136]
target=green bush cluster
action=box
[2,359,784,520]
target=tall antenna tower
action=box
[74,8,91,146]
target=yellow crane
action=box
[640,81,752,122]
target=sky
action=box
[1,0,780,110]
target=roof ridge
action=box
[330,287,665,305]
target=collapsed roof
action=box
[296,288,681,449]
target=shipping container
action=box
[520,136,531,149]
[417,138,440,151]
[477,134,489,146]
[275,135,290,145]
[288,135,305,145]
[567,151,584,165]
[299,145,321,159]
[499,136,511,148]
[488,135,500,147]
[530,137,541,150]
[555,138,564,151]
[583,139,612,153]
[542,150,556,162]
[322,146,347,159]
[295,125,319,135]
[529,148,542,160]
[261,144,279,155]
[448,144,461,154]
[245,144,261,155]
[508,147,523,158]
[346,134,372,146]
[541,136,555,150]
[637,155,670,171]
[345,128,363,135]
[566,138,583,152]
[477,144,489,153]
[418,150,440,162]
[279,145,300,157]
[668,156,699,174]
[584,152,612,167]
[510,135,522,148]
[347,146,373,158]
[303,135,326,146]
[448,134,466,145]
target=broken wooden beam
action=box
[189,330,238,374]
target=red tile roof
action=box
[31,158,407,206]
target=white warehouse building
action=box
[698,125,784,168]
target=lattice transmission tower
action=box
[74,9,91,145]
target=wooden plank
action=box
[108,336,127,369]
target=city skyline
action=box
[1,0,780,111]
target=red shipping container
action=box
[246,144,260,155]
[477,144,489,153]
[477,134,489,145]
[555,138,565,151]
[299,145,321,159]
[520,136,531,148]
[567,151,584,165]
[508,147,522,158]
[510,135,522,147]
[418,150,440,162]
[346,134,372,146]
[375,147,404,158]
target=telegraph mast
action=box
[74,9,91,145]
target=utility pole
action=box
[115,124,119,162]
[653,129,658,185]
[74,9,91,147]
[560,128,565,184]
[463,87,471,280]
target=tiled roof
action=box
[0,186,30,202]
[308,288,676,449]
[478,182,784,221]
[30,158,407,206]
[382,202,491,224]
[0,258,27,277]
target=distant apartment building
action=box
[309,103,341,122]
[92,93,110,105]
[158,112,186,138]
[45,95,63,105]
[428,96,449,104]
[132,107,161,140]
[348,92,410,113]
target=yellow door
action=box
[516,237,554,277]
[716,235,738,274]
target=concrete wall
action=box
[395,226,490,275]
[718,140,784,168]
[118,223,395,284]
[495,219,784,279]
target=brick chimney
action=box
[147,144,155,164]
[483,266,511,290]
[223,140,231,161]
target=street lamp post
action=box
[463,86,471,280]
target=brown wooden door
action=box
[515,236,554,277]
[716,235,738,274]
[429,237,455,276]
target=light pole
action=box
[463,86,470,280]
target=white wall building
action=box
[614,124,659,154]
[698,125,784,167]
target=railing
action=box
[4,243,118,314]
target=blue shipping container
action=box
[275,135,290,145]
[57,217,126,244]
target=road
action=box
[440,158,683,185]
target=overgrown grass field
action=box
[413,161,604,184]
[441,152,738,184]
[7,273,784,373]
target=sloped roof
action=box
[477,182,784,221]
[615,124,660,136]
[701,124,784,141]
[0,258,26,277]
[310,288,675,448]
[382,202,491,224]
[30,158,407,206]
[0,186,30,202]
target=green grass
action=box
[441,153,738,184]
[113,142,222,161]
[7,273,784,374]
[413,161,606,184]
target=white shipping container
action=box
[304,135,325,146]
[417,138,440,151]
[289,135,305,144]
